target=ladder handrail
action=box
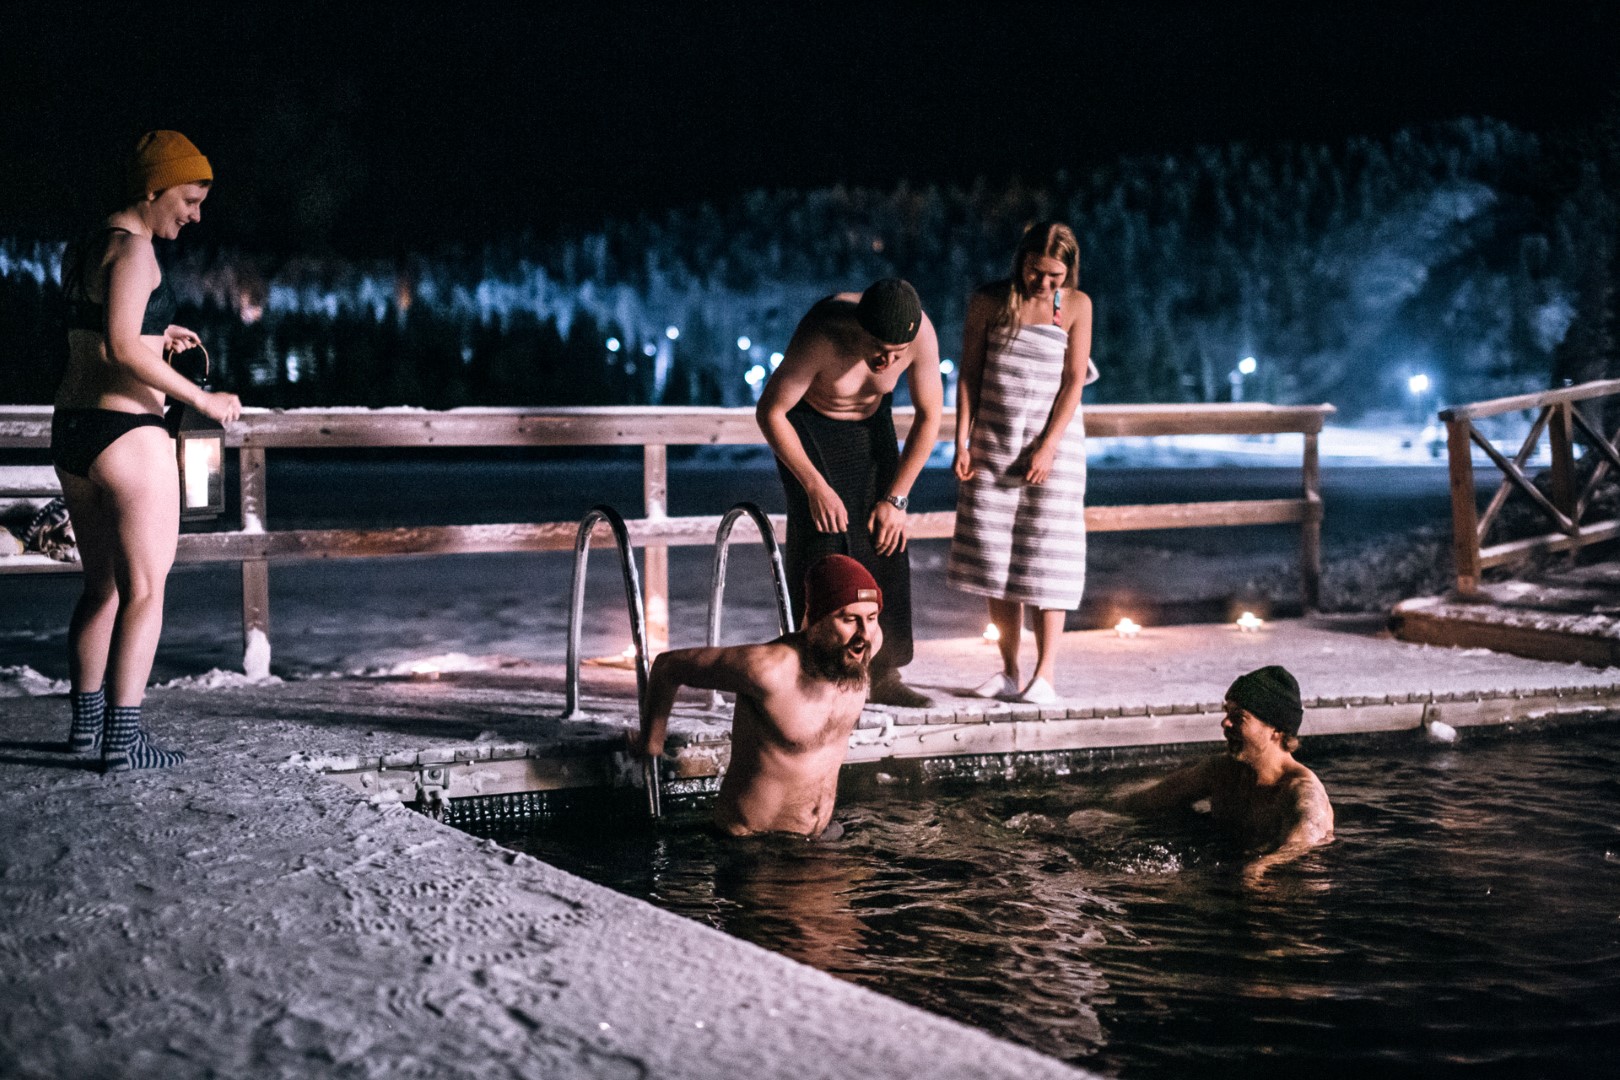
[705,502,796,709]
[563,504,661,818]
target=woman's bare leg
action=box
[87,425,179,707]
[987,597,1023,681]
[1031,608,1067,686]
[56,471,121,694]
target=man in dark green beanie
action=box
[757,278,945,708]
[1118,665,1334,870]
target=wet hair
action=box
[987,221,1080,348]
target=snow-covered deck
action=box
[1395,560,1620,666]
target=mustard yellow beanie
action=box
[127,131,212,198]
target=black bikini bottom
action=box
[51,408,167,478]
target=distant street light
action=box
[769,352,784,369]
[605,337,621,353]
[1408,373,1430,395]
[1230,356,1258,403]
[665,326,680,341]
[737,336,751,350]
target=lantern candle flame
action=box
[1115,617,1141,638]
[1236,612,1264,633]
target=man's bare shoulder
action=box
[1285,764,1330,804]
[1282,764,1334,836]
[732,636,808,690]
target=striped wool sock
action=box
[102,705,186,772]
[68,687,106,753]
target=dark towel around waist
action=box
[775,395,912,672]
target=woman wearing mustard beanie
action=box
[53,131,242,771]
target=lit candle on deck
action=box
[1236,612,1264,633]
[983,623,1000,644]
[1115,617,1141,639]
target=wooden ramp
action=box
[1393,559,1620,667]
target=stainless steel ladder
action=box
[705,502,795,709]
[563,504,661,818]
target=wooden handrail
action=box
[2,402,1334,674]
[0,402,1333,447]
[1443,380,1620,593]
[1438,378,1620,423]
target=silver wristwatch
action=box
[883,494,909,511]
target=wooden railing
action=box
[1,402,1333,673]
[1440,379,1620,593]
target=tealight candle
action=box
[1115,617,1141,638]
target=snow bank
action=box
[0,664,68,697]
[156,668,284,690]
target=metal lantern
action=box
[169,344,226,521]
[174,404,225,520]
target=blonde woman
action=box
[54,131,240,770]
[948,222,1097,704]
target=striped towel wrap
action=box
[948,324,1096,610]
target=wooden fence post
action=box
[1547,401,1576,533]
[642,444,670,655]
[1300,430,1322,612]
[1445,416,1481,594]
[238,446,271,678]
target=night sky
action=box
[4,1,1618,254]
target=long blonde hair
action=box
[988,221,1080,347]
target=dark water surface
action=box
[471,725,1620,1079]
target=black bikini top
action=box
[62,227,177,336]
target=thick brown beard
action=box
[804,624,871,690]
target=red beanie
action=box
[803,554,882,627]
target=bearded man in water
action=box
[630,554,881,841]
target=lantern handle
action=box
[164,343,211,383]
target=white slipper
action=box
[971,672,1019,699]
[1017,677,1058,705]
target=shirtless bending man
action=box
[630,555,882,840]
[1119,666,1334,871]
[756,278,943,709]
